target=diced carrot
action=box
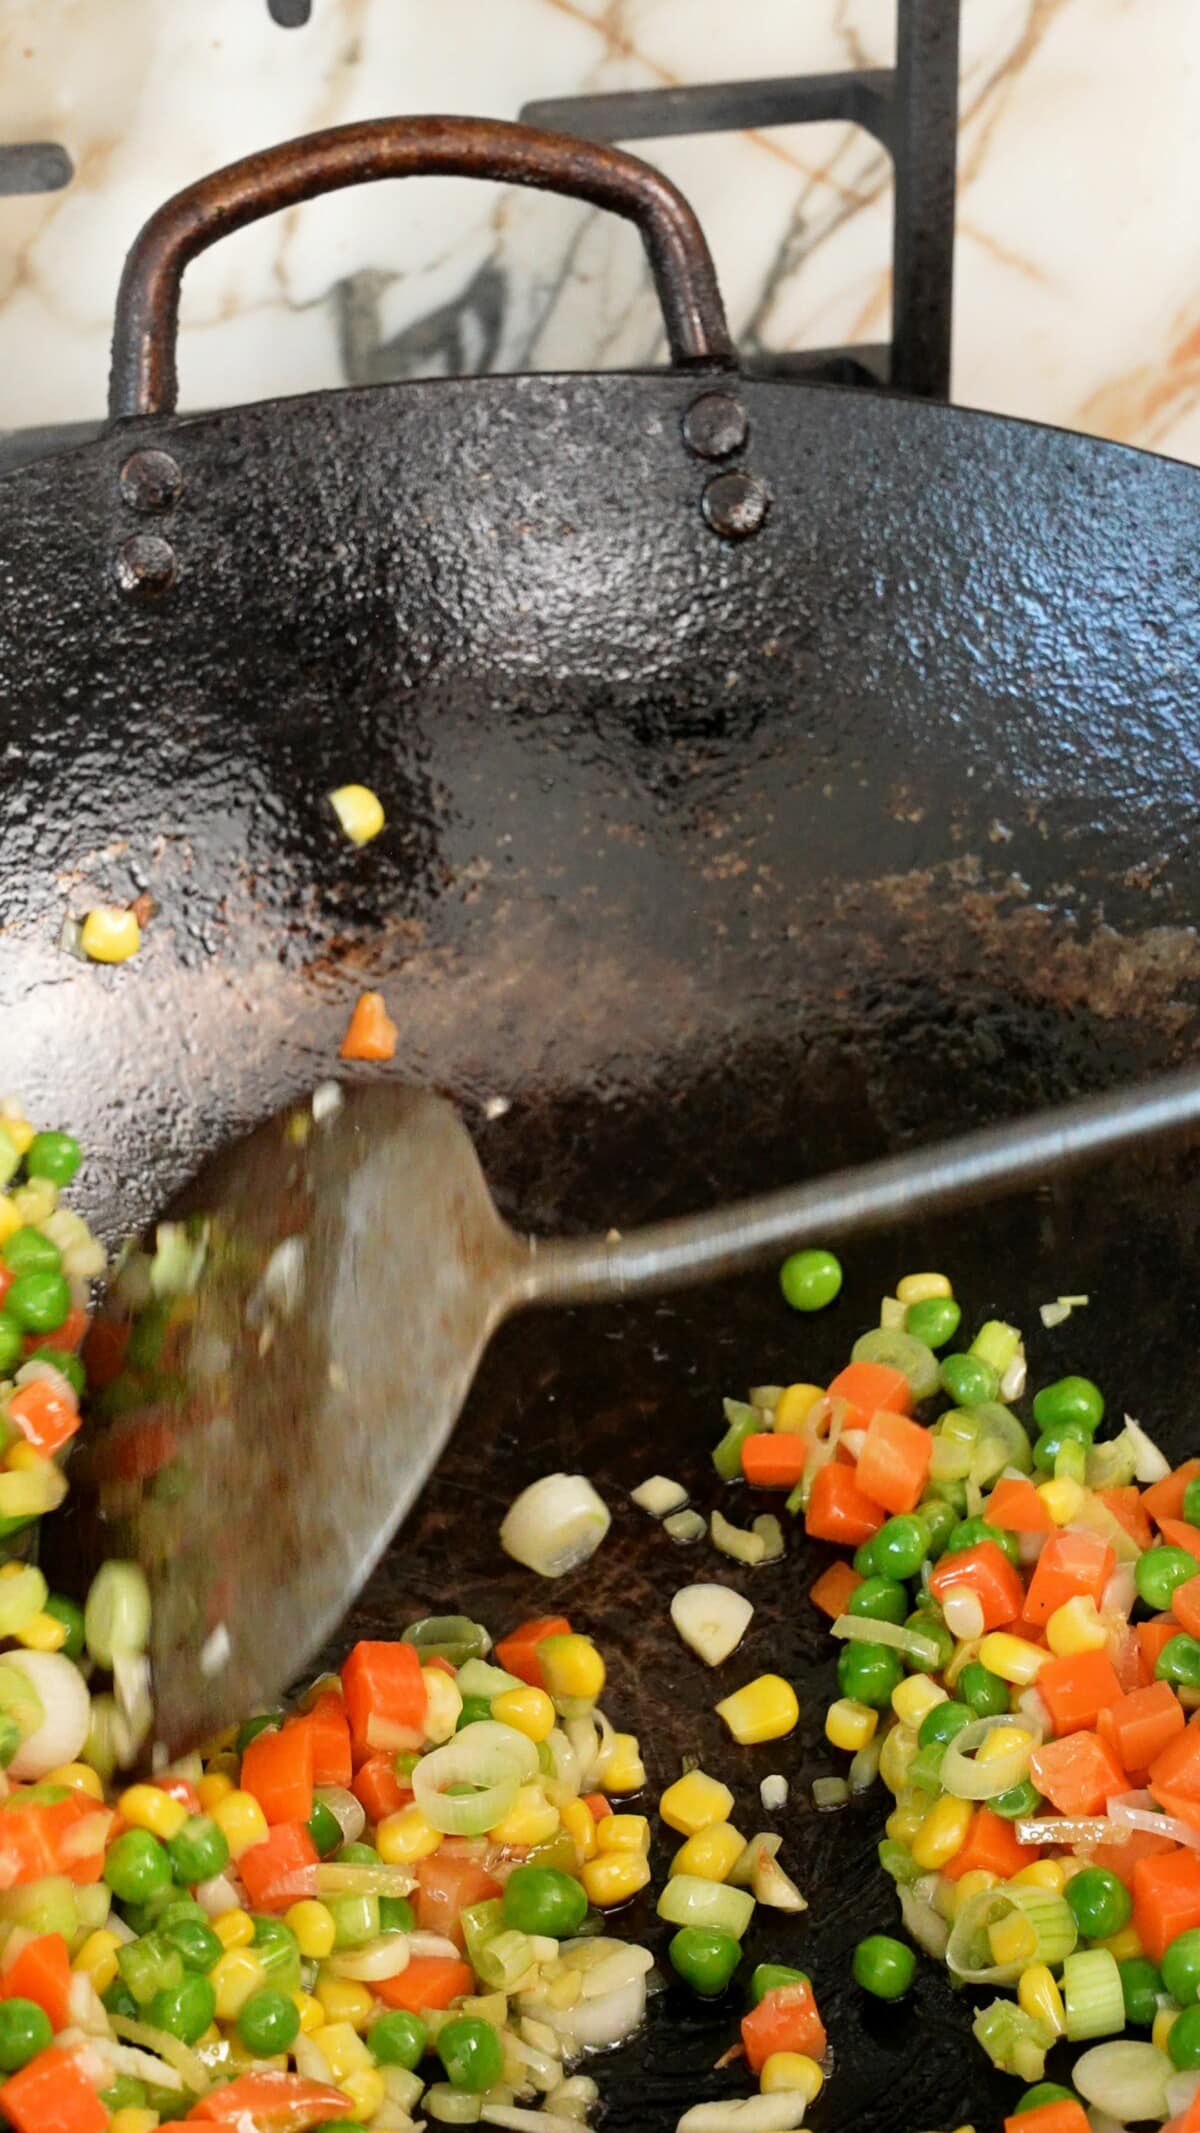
[339,990,397,1062]
[855,1410,932,1516]
[1099,1486,1155,1553]
[352,1756,412,1824]
[1100,1682,1186,1777]
[1090,1821,1178,1886]
[741,1433,806,1489]
[494,1618,572,1691]
[0,1794,103,1889]
[238,1820,319,1911]
[804,1461,885,1547]
[1150,1716,1200,1802]
[1134,1846,1200,1962]
[741,1981,826,2073]
[928,1541,1025,1631]
[79,1314,129,1391]
[1113,1626,1143,1695]
[1157,1518,1200,1565]
[414,1853,502,1947]
[1038,1648,1124,1736]
[341,1641,426,1749]
[375,1954,474,2012]
[0,2046,107,2133]
[809,1561,864,1618]
[825,1361,911,1424]
[1030,1730,1127,1816]
[942,1806,1033,1882]
[1140,1620,1182,1685]
[1022,1529,1115,1629]
[0,1933,72,2031]
[6,1380,79,1458]
[986,1476,1054,1535]
[1003,2102,1090,2133]
[1174,1576,1200,1643]
[241,1718,314,1826]
[156,1775,201,1813]
[583,1794,612,1821]
[1144,1461,1200,1527]
[188,2070,353,2126]
[305,1691,352,1789]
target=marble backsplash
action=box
[0,0,1197,463]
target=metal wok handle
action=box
[108,115,735,420]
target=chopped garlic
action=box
[710,1509,766,1567]
[671,1583,754,1667]
[760,1773,788,1812]
[1039,1293,1089,1328]
[631,1476,689,1519]
[664,1509,707,1544]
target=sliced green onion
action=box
[0,1566,47,1641]
[84,1562,151,1667]
[972,1999,1053,2082]
[499,1474,610,1578]
[1063,1948,1126,2042]
[851,1328,940,1401]
[1072,2041,1174,2123]
[947,1886,1075,1986]
[969,1321,1022,1375]
[941,1714,1040,1802]
[830,1614,940,1669]
[413,1722,538,1836]
[712,1400,758,1482]
[656,1875,754,1940]
[401,1617,492,1668]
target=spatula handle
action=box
[517,1067,1200,1307]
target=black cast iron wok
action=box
[4,116,1200,2133]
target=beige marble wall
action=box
[0,0,1197,462]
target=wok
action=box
[4,115,1200,2133]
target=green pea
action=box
[853,1539,881,1577]
[837,1641,904,1710]
[1015,2086,1080,2114]
[99,2076,148,2115]
[306,1800,343,1856]
[1033,1375,1104,1437]
[41,1594,85,1663]
[749,1962,808,2006]
[235,1713,282,1755]
[848,1576,910,1626]
[1162,1931,1200,2008]
[1032,1423,1092,1475]
[327,1892,378,1948]
[1137,1548,1200,1611]
[25,1132,81,1186]
[958,1662,1011,1717]
[872,1515,931,1580]
[501,1865,588,1940]
[237,1987,299,2055]
[161,1916,222,1974]
[1156,1635,1200,1691]
[938,1353,1000,1409]
[3,1269,69,1334]
[456,1695,493,1730]
[947,1518,1020,1567]
[104,1829,173,1905]
[1,1228,61,1275]
[251,1917,300,1980]
[668,1925,741,1998]
[378,1895,414,1934]
[438,2014,505,2092]
[0,1314,21,1375]
[904,1297,961,1350]
[917,1499,958,1561]
[1184,1477,1200,1529]
[102,1979,140,2021]
[917,1700,972,1749]
[0,1715,21,1771]
[852,1933,915,2000]
[370,2008,427,2068]
[167,1815,229,1887]
[27,1347,85,1398]
[0,1996,52,2072]
[908,1740,948,1795]
[991,1778,1043,1820]
[1065,1867,1132,1941]
[335,1843,380,1866]
[904,1609,955,1674]
[148,1973,217,2044]
[1168,2005,1200,2069]
[780,1248,842,1312]
[1119,1956,1163,2027]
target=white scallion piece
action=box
[812,1775,848,1810]
[671,1584,754,1668]
[663,1509,707,1544]
[1073,2040,1173,2124]
[676,2094,809,2131]
[631,1476,689,1519]
[760,1773,788,1811]
[1123,1414,1172,1484]
[500,1474,611,1578]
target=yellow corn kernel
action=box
[314,1978,376,2033]
[11,1179,56,1225]
[761,2052,824,2101]
[597,1813,651,1856]
[582,1849,653,1908]
[292,1989,324,2034]
[211,1789,269,1858]
[561,1798,596,1863]
[342,2068,387,2122]
[2,1114,34,1156]
[911,1794,973,1871]
[1019,1963,1066,2037]
[879,1722,919,1796]
[461,1992,507,2027]
[80,906,141,964]
[660,1771,734,1835]
[312,2020,375,2076]
[944,1637,982,1690]
[1059,1855,1088,1883]
[1012,1859,1067,1893]
[1154,2007,1179,2053]
[490,1686,557,1743]
[1038,1476,1086,1527]
[1046,1594,1109,1657]
[953,1870,1000,1913]
[601,1732,646,1793]
[825,1698,878,1753]
[715,1674,799,1746]
[4,1443,48,1475]
[977,1633,1049,1685]
[669,1823,745,1882]
[73,1929,121,1993]
[897,1271,953,1304]
[213,1908,255,1951]
[1098,1924,1143,1963]
[0,1198,19,1245]
[13,1611,68,1652]
[885,1796,926,1845]
[489,1784,560,1849]
[537,1634,606,1706]
[212,1947,267,2019]
[110,2111,161,2133]
[975,1725,1034,1767]
[286,1900,337,1960]
[46,1761,104,1800]
[891,1676,947,1728]
[376,1803,443,1864]
[773,1383,825,1434]
[197,1770,235,1812]
[421,1667,463,1745]
[329,783,386,846]
[119,1782,189,1840]
[988,1909,1038,1967]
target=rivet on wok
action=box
[114,533,177,597]
[119,448,184,513]
[702,470,770,540]
[682,392,749,461]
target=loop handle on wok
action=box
[108,115,735,419]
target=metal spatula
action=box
[68,1068,1200,1758]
